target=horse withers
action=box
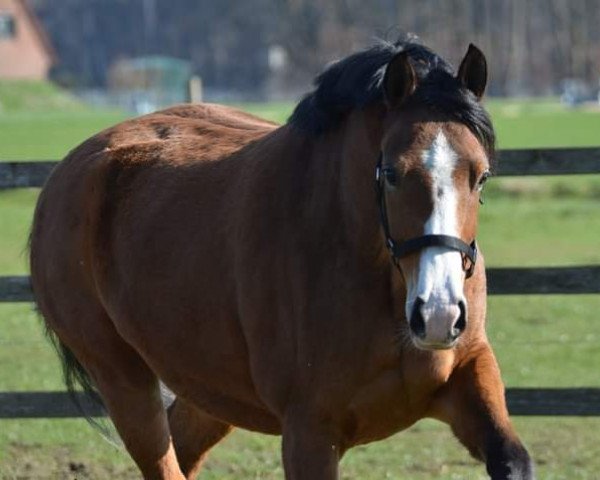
[30,39,534,479]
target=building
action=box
[0,0,54,80]
[107,56,194,113]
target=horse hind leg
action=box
[167,397,234,479]
[45,304,186,480]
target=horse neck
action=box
[290,107,386,263]
[339,107,385,242]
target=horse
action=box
[29,38,534,479]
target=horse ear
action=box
[457,44,487,101]
[383,51,417,109]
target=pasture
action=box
[0,97,599,479]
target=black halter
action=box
[375,154,478,278]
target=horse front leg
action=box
[431,344,534,479]
[281,407,341,480]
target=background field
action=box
[0,95,599,479]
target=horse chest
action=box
[343,350,455,445]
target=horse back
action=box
[100,103,277,158]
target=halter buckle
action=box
[462,240,478,278]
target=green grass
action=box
[480,196,600,266]
[486,98,600,149]
[3,415,600,479]
[0,80,85,114]
[0,96,599,478]
[0,111,126,161]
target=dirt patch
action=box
[1,443,139,480]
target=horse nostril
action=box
[409,297,426,339]
[452,300,467,338]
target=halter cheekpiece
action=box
[375,154,478,278]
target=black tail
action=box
[29,225,116,442]
[26,227,112,440]
[44,325,116,441]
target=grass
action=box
[0,95,599,478]
[0,111,126,161]
[0,80,85,114]
[486,98,600,149]
[0,80,126,161]
[3,416,600,479]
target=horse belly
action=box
[98,229,283,431]
[102,261,277,416]
[94,273,282,432]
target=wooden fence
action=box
[1,146,599,418]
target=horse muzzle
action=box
[408,297,467,350]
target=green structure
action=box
[108,55,194,113]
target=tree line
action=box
[30,0,600,97]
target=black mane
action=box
[288,38,495,157]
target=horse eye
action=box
[476,171,490,192]
[382,167,398,186]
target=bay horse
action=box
[30,39,534,479]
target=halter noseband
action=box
[375,154,478,278]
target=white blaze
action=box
[405,131,465,323]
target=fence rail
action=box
[1,388,599,418]
[1,147,600,190]
[2,267,598,303]
[1,147,599,419]
[0,161,56,189]
[497,147,600,176]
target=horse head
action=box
[378,44,493,350]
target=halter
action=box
[375,154,478,278]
